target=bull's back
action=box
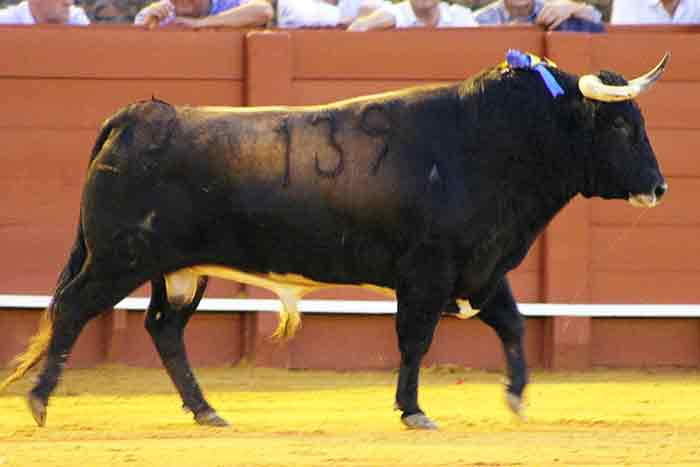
[175,96,435,228]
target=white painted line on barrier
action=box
[0,294,699,317]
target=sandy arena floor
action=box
[1,365,699,466]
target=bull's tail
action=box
[0,309,52,392]
[0,115,115,392]
[0,221,87,392]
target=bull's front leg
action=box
[394,243,456,430]
[477,277,528,417]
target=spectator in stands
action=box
[474,0,604,31]
[0,0,89,24]
[347,0,478,30]
[134,0,273,28]
[277,0,386,28]
[611,0,700,24]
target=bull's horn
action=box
[578,52,671,102]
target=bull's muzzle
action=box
[628,182,668,208]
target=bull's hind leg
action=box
[29,270,146,426]
[145,275,228,427]
[394,244,456,430]
[477,277,528,417]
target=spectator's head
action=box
[28,0,74,23]
[409,0,440,15]
[172,0,210,17]
[504,0,535,22]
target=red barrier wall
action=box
[1,25,699,371]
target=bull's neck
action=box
[482,149,580,256]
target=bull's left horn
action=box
[578,52,671,102]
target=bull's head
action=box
[575,53,669,207]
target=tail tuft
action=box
[0,311,53,392]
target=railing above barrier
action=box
[1,294,698,317]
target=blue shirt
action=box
[209,0,245,15]
[135,0,247,26]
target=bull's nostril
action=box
[654,183,668,199]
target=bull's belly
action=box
[164,265,478,319]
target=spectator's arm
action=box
[175,0,273,28]
[569,2,602,22]
[346,8,395,30]
[134,0,175,27]
[537,0,602,30]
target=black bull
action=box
[2,55,668,430]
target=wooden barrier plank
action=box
[591,318,700,367]
[0,224,74,293]
[0,26,246,80]
[291,80,446,106]
[648,129,700,177]
[0,79,244,130]
[607,25,700,34]
[0,129,95,181]
[108,311,243,367]
[505,270,541,303]
[590,31,700,81]
[544,197,592,302]
[518,241,541,273]
[591,178,700,226]
[288,315,546,370]
[591,226,700,272]
[289,315,399,370]
[245,31,292,106]
[591,271,700,303]
[2,181,82,226]
[290,28,544,80]
[542,196,592,370]
[544,32,593,76]
[635,83,700,130]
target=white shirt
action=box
[278,0,341,27]
[611,0,700,24]
[381,0,478,28]
[278,0,386,28]
[0,0,90,24]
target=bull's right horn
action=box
[578,52,671,103]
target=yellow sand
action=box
[1,365,699,466]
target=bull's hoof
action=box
[401,413,439,430]
[195,410,230,427]
[506,392,526,420]
[27,393,47,427]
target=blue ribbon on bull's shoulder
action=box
[504,49,565,98]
